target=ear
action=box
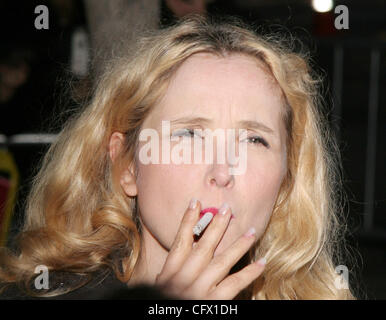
[109,132,138,197]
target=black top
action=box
[0,268,173,300]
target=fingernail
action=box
[256,257,266,266]
[189,198,198,209]
[218,202,229,215]
[244,227,256,237]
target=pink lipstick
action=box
[199,207,235,219]
[199,207,218,218]
[194,206,235,237]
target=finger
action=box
[209,258,266,300]
[170,203,232,288]
[156,198,201,283]
[190,227,257,292]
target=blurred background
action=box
[0,0,384,299]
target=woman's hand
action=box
[154,198,266,299]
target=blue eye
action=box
[172,128,198,138]
[247,136,270,148]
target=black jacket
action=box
[0,268,172,300]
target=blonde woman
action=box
[0,14,359,299]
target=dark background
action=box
[0,0,385,299]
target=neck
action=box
[126,224,169,287]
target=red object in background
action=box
[313,11,338,37]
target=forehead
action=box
[149,52,284,124]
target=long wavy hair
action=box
[0,14,359,299]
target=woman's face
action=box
[132,52,287,256]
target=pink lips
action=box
[199,207,235,219]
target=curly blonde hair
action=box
[0,14,359,299]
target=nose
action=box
[206,163,235,188]
[203,130,237,189]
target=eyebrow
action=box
[170,116,275,135]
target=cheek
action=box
[136,163,179,215]
[135,162,197,248]
[243,155,285,226]
[246,150,285,190]
[248,159,283,196]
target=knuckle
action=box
[227,274,241,288]
[173,235,185,251]
[211,254,231,269]
[192,242,213,257]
